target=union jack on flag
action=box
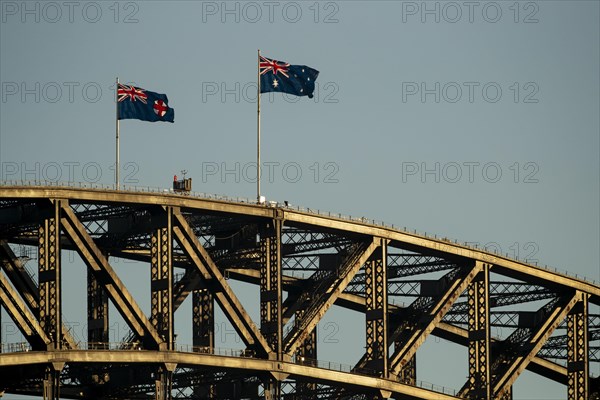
[117,83,174,123]
[118,84,148,104]
[259,55,319,98]
[260,56,290,79]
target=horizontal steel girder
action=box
[0,350,462,400]
[2,187,597,302]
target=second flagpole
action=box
[257,49,261,203]
[116,77,120,190]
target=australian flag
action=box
[260,56,319,98]
[117,83,174,123]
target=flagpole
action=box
[257,49,261,203]
[116,77,120,190]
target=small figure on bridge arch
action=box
[173,172,192,193]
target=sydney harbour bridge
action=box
[0,183,598,399]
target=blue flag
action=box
[117,83,174,123]
[260,56,319,98]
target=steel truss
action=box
[0,188,599,400]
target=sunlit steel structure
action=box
[0,184,598,399]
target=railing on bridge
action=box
[1,342,32,353]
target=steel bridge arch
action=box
[0,185,598,399]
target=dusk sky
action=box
[1,1,599,398]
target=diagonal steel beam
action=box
[167,268,577,385]
[0,240,39,312]
[284,238,381,355]
[59,202,164,350]
[0,271,49,349]
[389,261,483,376]
[13,230,572,388]
[493,292,581,398]
[171,208,272,357]
[0,240,77,349]
[169,256,575,387]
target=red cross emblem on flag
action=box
[153,100,169,117]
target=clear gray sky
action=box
[1,1,599,399]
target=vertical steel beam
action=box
[259,219,283,399]
[365,240,388,377]
[263,378,281,400]
[87,266,109,346]
[295,309,317,361]
[260,219,282,359]
[263,381,273,400]
[567,293,589,400]
[151,208,173,350]
[295,308,317,399]
[192,286,215,399]
[38,201,61,350]
[467,262,491,400]
[193,287,214,349]
[42,366,60,400]
[155,365,174,400]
